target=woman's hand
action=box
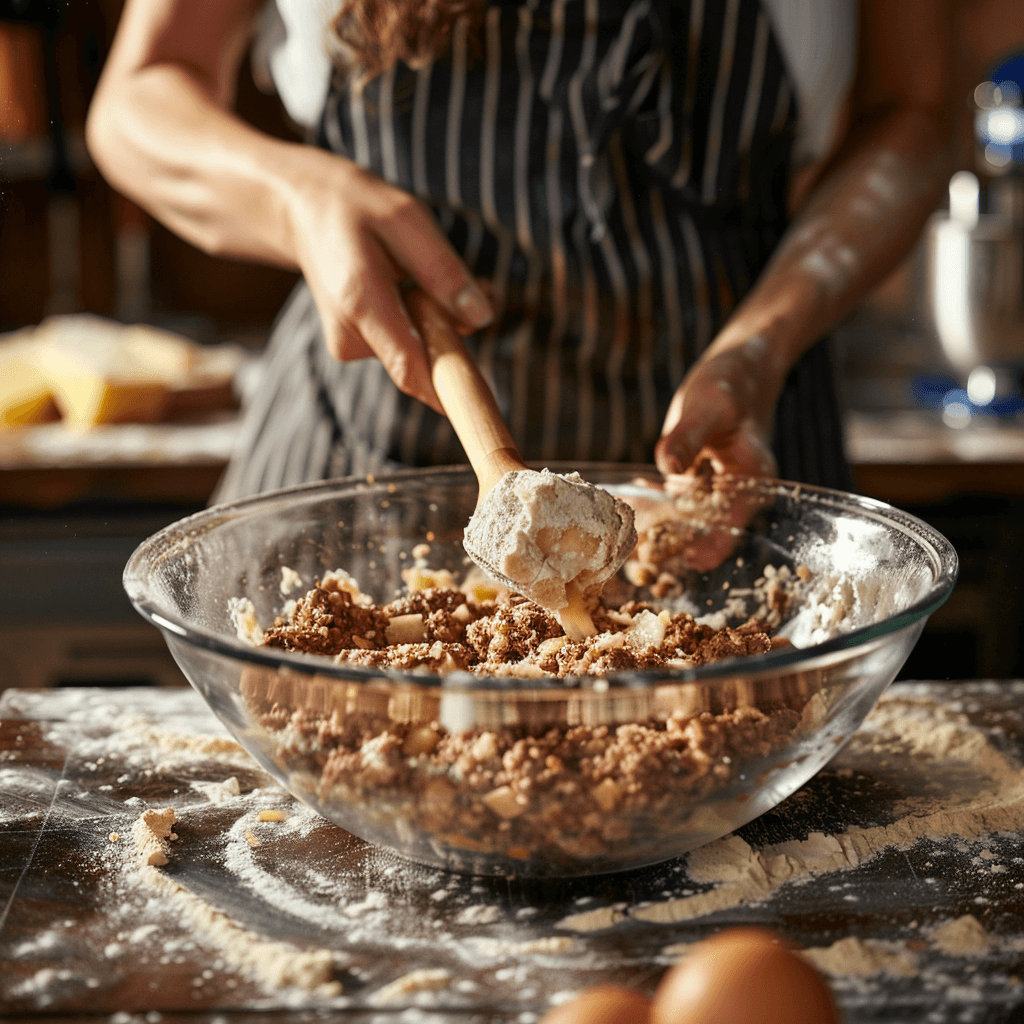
[654,334,782,481]
[281,149,493,412]
[652,335,783,572]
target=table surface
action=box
[2,682,1022,1024]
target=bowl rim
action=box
[123,463,959,691]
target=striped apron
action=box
[213,0,853,503]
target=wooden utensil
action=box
[404,289,526,501]
[405,289,597,639]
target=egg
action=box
[541,984,653,1024]
[652,927,840,1024]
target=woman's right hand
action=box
[281,148,494,412]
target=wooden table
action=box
[1,682,1022,1023]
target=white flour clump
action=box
[802,936,920,978]
[191,776,241,804]
[463,469,636,613]
[132,807,177,867]
[455,904,501,926]
[370,968,451,1005]
[930,915,991,956]
[804,916,1005,979]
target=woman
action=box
[86,0,951,500]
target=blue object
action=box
[910,373,1024,419]
[985,53,1024,164]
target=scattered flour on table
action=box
[455,904,501,926]
[68,704,578,1005]
[117,760,571,1001]
[803,915,1017,979]
[9,968,76,1002]
[469,936,577,959]
[191,776,241,804]
[558,693,1024,933]
[128,806,341,996]
[802,936,920,978]
[370,968,452,1005]
[219,811,360,933]
[343,890,389,918]
[930,915,991,956]
[10,686,1022,1008]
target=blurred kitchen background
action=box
[1,1,1023,692]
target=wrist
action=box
[255,138,328,269]
[707,271,828,389]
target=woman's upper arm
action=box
[96,0,263,109]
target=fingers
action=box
[329,323,373,363]
[655,349,778,479]
[295,160,486,412]
[655,374,744,476]
[657,413,776,481]
[378,193,495,331]
[311,233,444,413]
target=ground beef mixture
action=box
[238,557,822,873]
[258,572,779,679]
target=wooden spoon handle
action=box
[406,289,525,496]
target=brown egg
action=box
[541,984,653,1024]
[652,927,840,1024]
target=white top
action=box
[762,0,857,164]
[250,0,337,134]
[254,0,857,164]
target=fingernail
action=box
[655,437,684,476]
[453,285,494,329]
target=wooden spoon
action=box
[405,289,597,639]
[404,289,526,500]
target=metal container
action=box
[923,172,1024,372]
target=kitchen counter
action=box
[2,682,1022,1023]
[0,419,239,507]
[4,411,1022,511]
[846,411,1024,504]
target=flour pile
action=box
[462,469,636,630]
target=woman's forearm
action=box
[654,106,950,477]
[86,0,492,409]
[703,106,951,394]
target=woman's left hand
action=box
[654,334,781,481]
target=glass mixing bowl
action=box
[124,465,957,877]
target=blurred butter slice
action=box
[30,316,195,428]
[0,333,60,427]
